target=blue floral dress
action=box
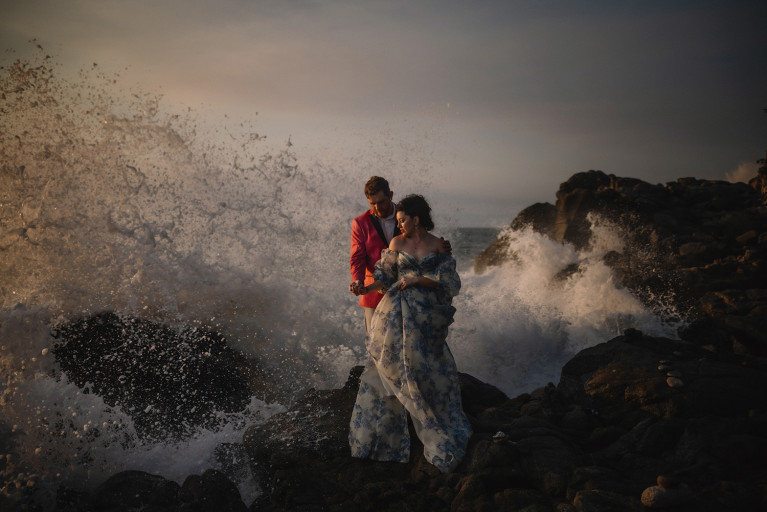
[349,249,472,472]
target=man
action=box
[349,176,399,331]
[350,176,450,331]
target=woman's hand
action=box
[397,276,419,290]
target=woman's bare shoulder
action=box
[389,235,405,250]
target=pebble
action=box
[641,483,693,508]
[666,370,683,378]
[658,365,672,371]
[667,377,684,388]
[492,431,508,443]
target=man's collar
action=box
[371,201,396,220]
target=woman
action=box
[348,194,472,473]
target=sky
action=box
[2,0,766,226]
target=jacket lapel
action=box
[369,214,389,247]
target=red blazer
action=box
[350,210,390,308]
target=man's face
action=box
[367,190,394,218]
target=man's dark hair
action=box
[396,194,434,231]
[364,176,391,198]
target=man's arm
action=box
[350,217,367,294]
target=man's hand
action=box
[350,280,364,296]
[439,237,452,255]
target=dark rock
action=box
[558,334,767,419]
[62,469,247,512]
[634,419,685,458]
[180,469,247,512]
[88,470,180,511]
[54,485,92,512]
[748,167,767,203]
[704,480,764,511]
[459,372,509,417]
[566,466,640,502]
[515,435,585,496]
[572,489,642,512]
[52,311,253,439]
[492,488,555,511]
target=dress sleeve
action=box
[373,249,398,289]
[423,254,461,299]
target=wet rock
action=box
[559,333,767,419]
[515,435,585,495]
[180,469,248,512]
[640,483,693,508]
[61,469,248,512]
[666,377,684,388]
[52,311,253,439]
[88,470,180,511]
[566,466,640,502]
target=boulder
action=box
[88,470,180,511]
[558,331,767,419]
[180,469,248,512]
[55,469,248,512]
[52,311,254,439]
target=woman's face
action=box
[396,211,417,236]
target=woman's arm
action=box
[359,280,386,295]
[397,275,438,290]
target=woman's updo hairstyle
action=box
[397,194,435,231]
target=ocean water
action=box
[0,55,681,507]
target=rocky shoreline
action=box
[47,328,767,511]
[475,169,767,357]
[5,169,766,511]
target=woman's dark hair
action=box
[397,194,434,231]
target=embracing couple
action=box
[347,176,472,473]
